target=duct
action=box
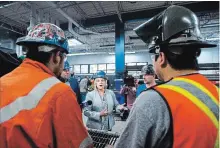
[85,30,137,39]
[0,26,25,35]
[68,21,90,45]
[27,3,37,31]
[0,2,18,9]
[47,1,100,35]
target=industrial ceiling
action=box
[0,1,219,54]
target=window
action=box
[81,65,88,73]
[90,65,98,73]
[128,71,137,75]
[107,64,115,70]
[98,64,106,71]
[74,65,80,73]
[107,70,115,74]
[69,66,73,72]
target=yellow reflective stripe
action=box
[215,133,219,148]
[173,77,219,106]
[158,85,219,128]
[215,86,220,97]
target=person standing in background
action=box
[136,64,156,97]
[79,76,89,103]
[120,85,136,110]
[106,77,110,89]
[84,71,126,131]
[59,61,71,84]
[69,72,81,106]
[87,77,95,92]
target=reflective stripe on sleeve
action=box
[79,135,93,148]
[0,77,60,123]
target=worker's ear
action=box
[52,51,61,64]
[158,52,168,68]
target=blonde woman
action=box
[84,71,125,131]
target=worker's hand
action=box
[132,87,136,92]
[118,103,127,111]
[100,109,108,117]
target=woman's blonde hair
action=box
[94,78,107,90]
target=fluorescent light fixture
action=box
[125,51,136,54]
[67,53,95,56]
[206,38,219,41]
[67,52,107,56]
[109,51,135,55]
[68,39,83,46]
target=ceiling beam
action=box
[68,1,87,20]
[97,2,105,15]
[116,2,122,22]
[91,2,102,16]
[83,1,219,27]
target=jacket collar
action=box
[22,58,55,76]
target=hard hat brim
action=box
[16,40,69,54]
[149,41,217,53]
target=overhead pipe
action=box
[0,26,25,35]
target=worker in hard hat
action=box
[84,70,126,131]
[116,5,219,148]
[0,23,93,148]
[136,64,156,97]
[59,61,71,84]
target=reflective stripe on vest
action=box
[173,77,219,106]
[0,77,60,123]
[157,84,219,147]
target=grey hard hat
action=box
[141,64,155,75]
[134,5,216,54]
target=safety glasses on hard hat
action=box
[59,52,67,62]
[151,54,159,61]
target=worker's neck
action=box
[163,67,198,81]
[146,81,156,88]
[46,62,55,75]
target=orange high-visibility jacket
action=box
[154,74,219,148]
[0,58,93,148]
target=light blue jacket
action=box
[83,89,121,131]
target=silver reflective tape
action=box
[167,80,219,121]
[0,77,60,123]
[79,135,93,148]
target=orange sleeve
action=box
[52,89,93,148]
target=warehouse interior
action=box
[0,1,219,147]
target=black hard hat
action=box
[134,5,217,54]
[141,64,155,75]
